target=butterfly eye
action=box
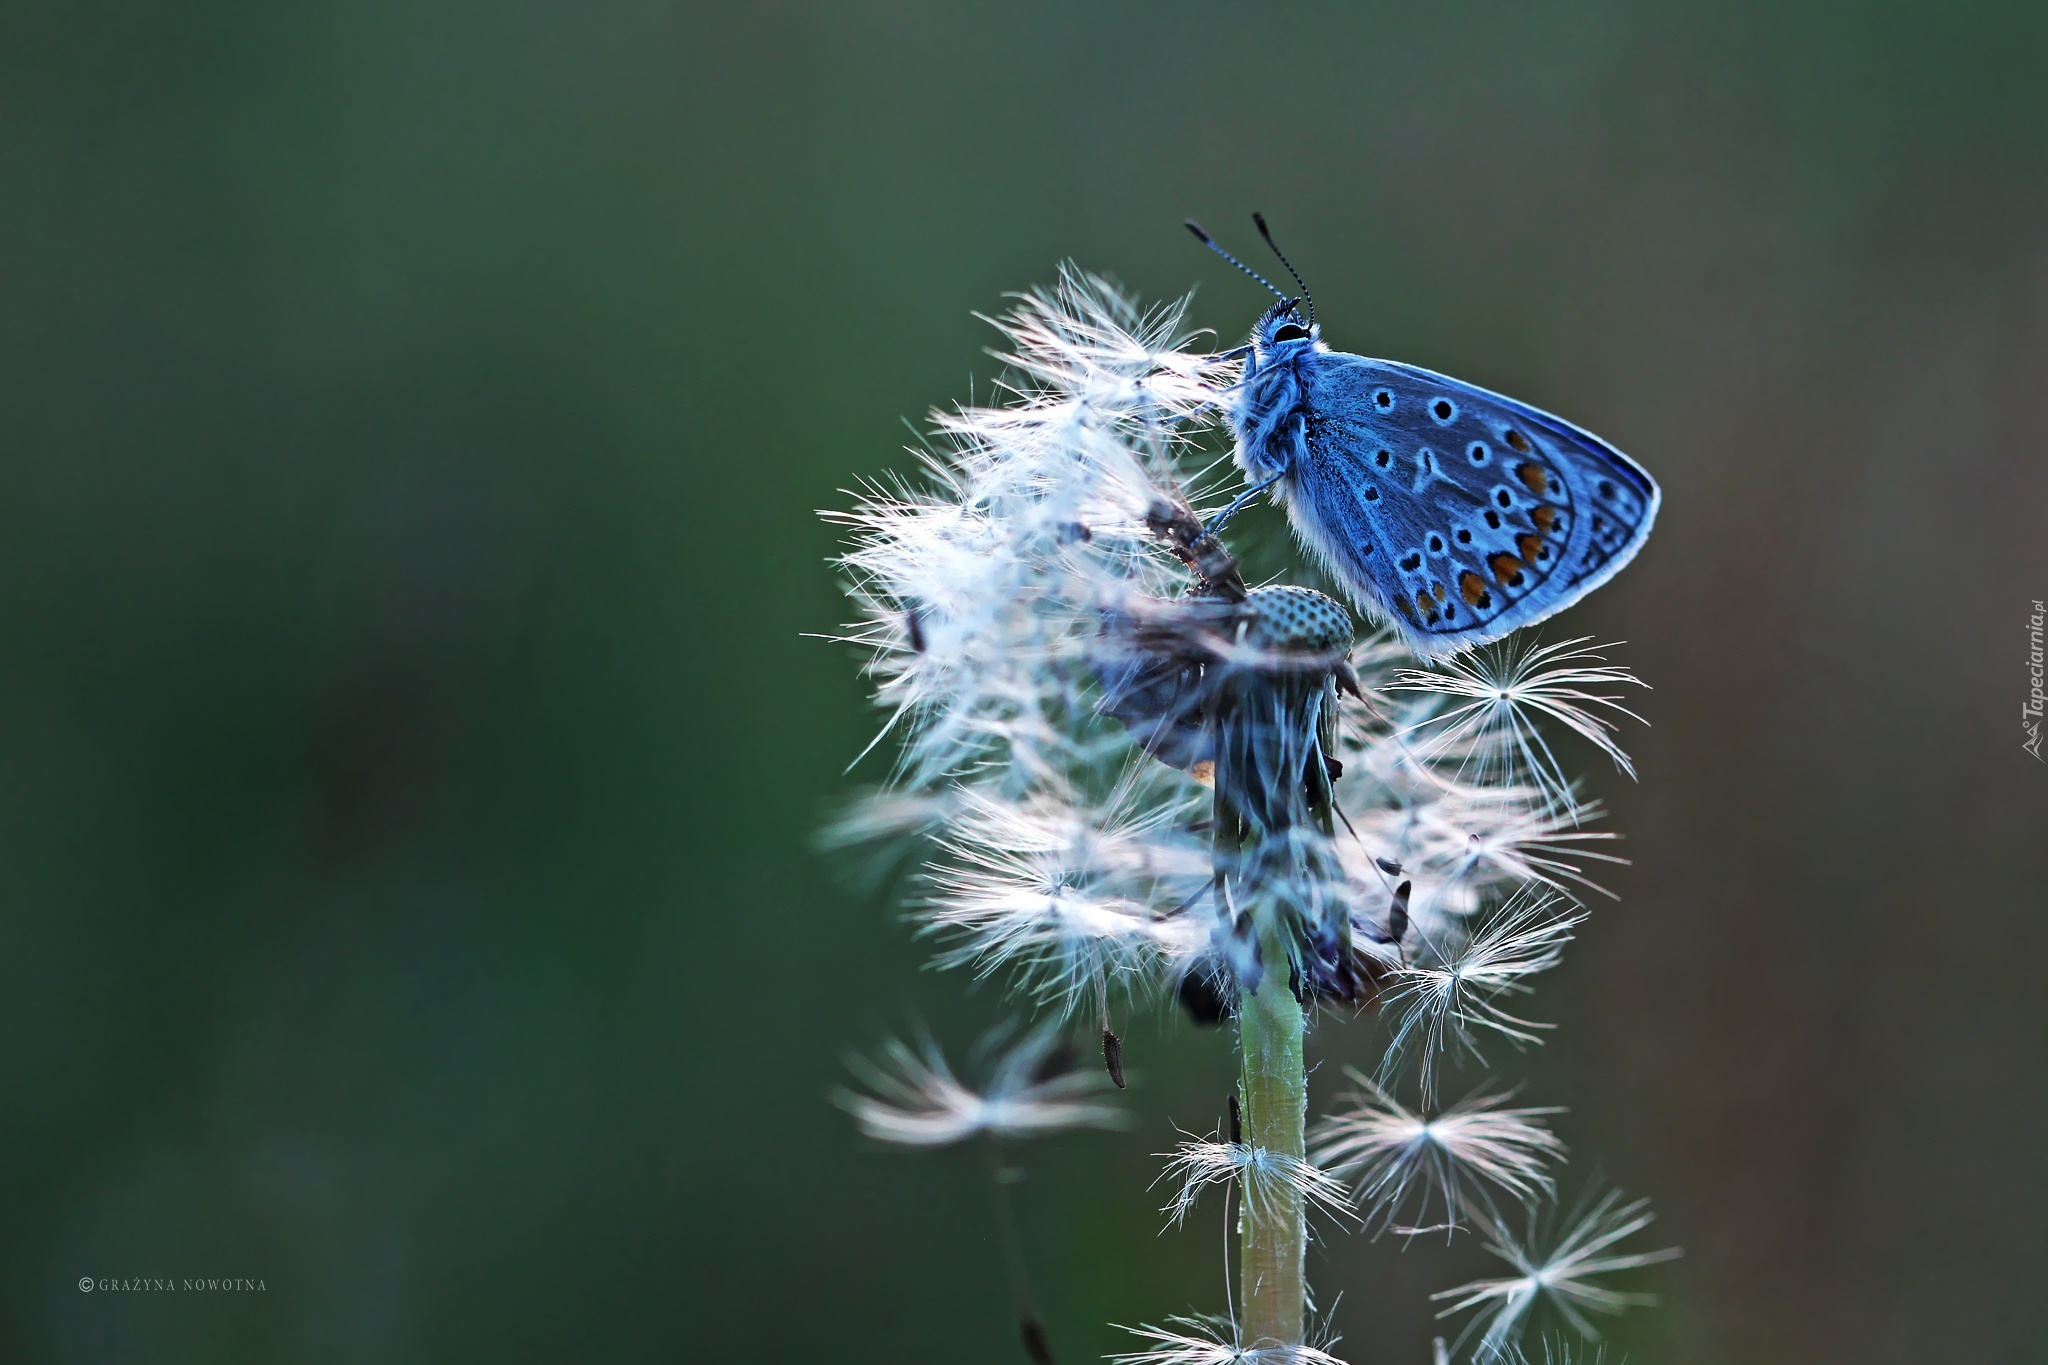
[1270,324,1310,343]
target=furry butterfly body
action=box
[1222,296,1659,656]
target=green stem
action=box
[1237,925,1308,1347]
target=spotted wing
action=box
[1279,353,1658,653]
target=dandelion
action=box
[836,1024,1123,1146]
[1310,1073,1565,1236]
[826,269,1672,1362]
[1432,1188,1683,1359]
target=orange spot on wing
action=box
[1518,463,1549,495]
[1505,429,1532,453]
[1489,553,1525,586]
[1459,571,1487,605]
[1531,505,1557,532]
[1517,533,1544,565]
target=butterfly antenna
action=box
[1185,220,1288,302]
[1251,212,1313,327]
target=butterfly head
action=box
[1184,218,1321,365]
[1252,298,1318,356]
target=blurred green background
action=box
[3,2,2046,1361]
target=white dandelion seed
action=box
[817,784,959,852]
[836,1024,1124,1147]
[1501,1339,1614,1365]
[1380,894,1585,1099]
[1431,1187,1681,1360]
[1310,1072,1565,1236]
[920,788,1209,1010]
[1111,1314,1349,1365]
[1441,798,1628,904]
[1156,1138,1354,1230]
[1390,638,1647,814]
[976,269,1231,428]
[1339,785,1621,937]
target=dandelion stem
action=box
[1235,921,1308,1347]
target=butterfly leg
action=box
[1207,413,1303,534]
[1203,470,1285,536]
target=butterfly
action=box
[1189,217,1659,656]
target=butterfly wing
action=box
[1277,353,1658,654]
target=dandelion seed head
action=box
[832,272,1641,1018]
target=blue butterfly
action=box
[1190,217,1659,656]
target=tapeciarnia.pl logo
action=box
[2026,598,2045,761]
